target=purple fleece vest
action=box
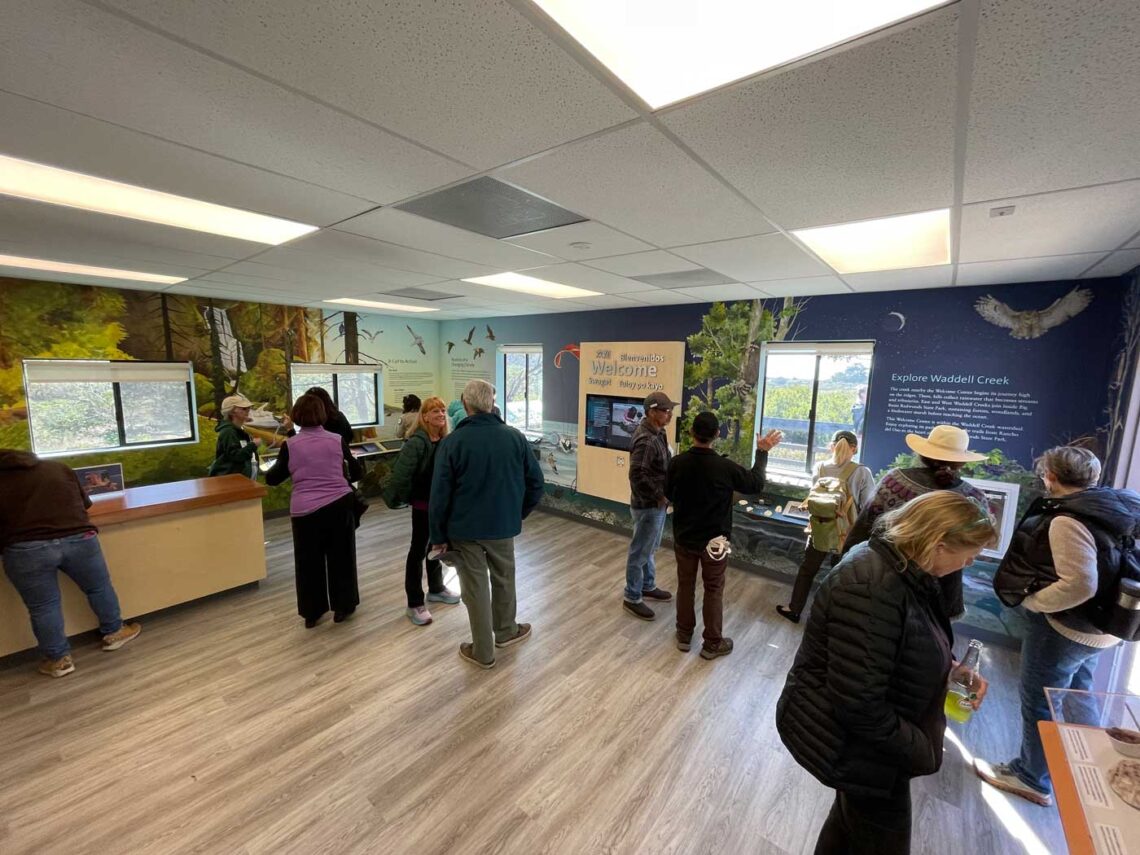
[287,426,351,516]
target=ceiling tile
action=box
[661,8,958,228]
[673,283,766,302]
[504,221,653,261]
[0,240,213,281]
[1128,234,1140,250]
[844,265,954,292]
[0,91,373,226]
[284,230,497,280]
[749,276,850,297]
[334,208,554,269]
[0,196,264,263]
[0,268,171,293]
[214,257,440,293]
[395,177,586,239]
[631,269,734,289]
[0,0,473,203]
[965,0,1140,201]
[1080,250,1140,279]
[564,294,643,309]
[97,0,637,169]
[622,289,701,306]
[518,263,655,295]
[955,254,1106,286]
[672,234,830,281]
[584,250,702,277]
[501,123,773,247]
[959,182,1140,263]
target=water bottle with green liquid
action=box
[944,639,984,724]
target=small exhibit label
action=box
[1074,764,1114,810]
[1092,823,1127,855]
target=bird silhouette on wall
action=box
[463,326,476,345]
[473,347,486,359]
[360,328,382,341]
[974,287,1092,339]
[486,325,496,341]
[446,341,455,353]
[405,324,426,355]
[546,452,559,474]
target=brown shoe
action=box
[38,655,75,678]
[102,622,141,651]
[700,638,734,660]
[642,587,673,601]
[459,643,495,669]
[495,623,532,649]
[676,631,693,652]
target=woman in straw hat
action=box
[842,425,989,617]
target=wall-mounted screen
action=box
[584,394,646,451]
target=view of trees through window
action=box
[504,350,543,432]
[289,368,380,427]
[758,347,872,474]
[25,365,196,456]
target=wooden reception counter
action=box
[0,475,268,658]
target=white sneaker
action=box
[406,606,433,626]
[427,588,461,605]
[973,758,1053,806]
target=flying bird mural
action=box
[446,341,455,353]
[546,452,559,475]
[463,326,476,345]
[975,288,1092,339]
[485,325,496,341]
[406,324,426,355]
[473,347,486,359]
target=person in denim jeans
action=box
[0,450,140,677]
[623,391,678,621]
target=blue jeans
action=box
[2,532,123,659]
[625,506,667,602]
[1009,611,1109,794]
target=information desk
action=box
[0,475,267,658]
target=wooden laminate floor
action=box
[1,509,1065,855]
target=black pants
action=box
[291,494,359,620]
[814,786,912,855]
[405,507,444,608]
[788,542,836,615]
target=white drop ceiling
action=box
[0,0,1137,320]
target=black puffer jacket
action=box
[776,538,954,799]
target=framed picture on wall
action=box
[963,477,1020,560]
[74,463,125,496]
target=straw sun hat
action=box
[905,425,987,463]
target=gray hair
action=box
[1036,446,1101,489]
[462,379,496,414]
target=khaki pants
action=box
[452,538,519,664]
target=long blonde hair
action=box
[875,491,997,568]
[416,396,449,439]
[829,437,856,467]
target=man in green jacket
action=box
[208,395,261,478]
[429,380,545,669]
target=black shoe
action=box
[623,600,655,621]
[642,587,673,601]
[304,617,320,629]
[676,631,693,652]
[333,608,356,623]
[776,606,800,624]
[700,638,734,660]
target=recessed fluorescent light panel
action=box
[462,272,601,298]
[0,253,186,284]
[0,155,317,245]
[792,209,951,274]
[328,298,438,313]
[532,0,949,108]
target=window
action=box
[501,345,543,432]
[23,359,197,456]
[291,363,383,428]
[754,341,874,477]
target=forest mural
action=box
[0,277,440,509]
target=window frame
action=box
[22,358,198,457]
[290,362,384,428]
[753,340,876,482]
[499,344,543,433]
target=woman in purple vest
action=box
[266,393,363,627]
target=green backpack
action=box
[805,462,858,554]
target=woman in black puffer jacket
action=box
[776,491,997,855]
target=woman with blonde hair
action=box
[383,396,460,625]
[777,491,996,855]
[777,430,874,622]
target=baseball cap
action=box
[220,394,253,416]
[692,411,719,441]
[644,391,679,411]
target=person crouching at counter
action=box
[382,396,461,626]
[776,492,996,855]
[665,412,781,659]
[266,393,364,628]
[208,394,262,478]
